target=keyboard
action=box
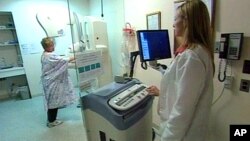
[108,84,149,111]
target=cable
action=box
[101,0,104,17]
[212,86,225,106]
[35,14,48,37]
[129,51,139,78]
[158,63,167,70]
[213,59,233,106]
[218,59,228,82]
[141,62,147,70]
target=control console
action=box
[108,84,149,111]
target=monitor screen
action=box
[137,30,171,62]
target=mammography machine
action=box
[81,79,153,141]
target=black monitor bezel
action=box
[136,29,171,62]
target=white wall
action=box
[124,0,250,141]
[210,0,250,141]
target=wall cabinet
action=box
[0,12,23,68]
[0,11,30,99]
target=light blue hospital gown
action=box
[41,52,78,110]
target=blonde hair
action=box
[41,37,54,50]
[177,0,214,72]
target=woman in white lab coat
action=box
[147,1,214,141]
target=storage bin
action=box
[18,86,30,100]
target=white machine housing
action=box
[82,16,113,87]
[83,16,108,50]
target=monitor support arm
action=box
[129,51,139,78]
[129,51,167,77]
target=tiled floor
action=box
[0,95,160,141]
[0,96,87,141]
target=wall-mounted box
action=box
[240,79,250,92]
[243,60,250,74]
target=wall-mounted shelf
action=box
[0,67,25,78]
[0,11,23,68]
[0,28,15,30]
[0,11,29,99]
[0,43,19,47]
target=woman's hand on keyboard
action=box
[146,85,159,96]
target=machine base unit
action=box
[81,79,153,141]
[84,108,152,141]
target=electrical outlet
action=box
[239,79,250,92]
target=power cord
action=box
[213,60,232,106]
[212,86,225,106]
[218,59,228,82]
[141,61,147,70]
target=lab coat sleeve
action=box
[161,53,206,141]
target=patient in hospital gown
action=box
[40,37,77,128]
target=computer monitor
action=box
[136,30,171,62]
